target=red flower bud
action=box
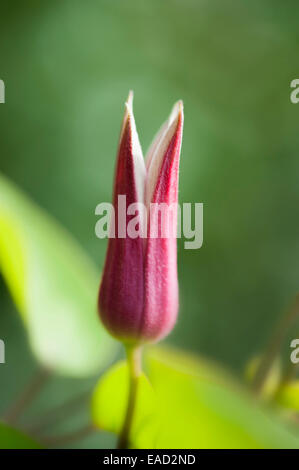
[98,92,183,344]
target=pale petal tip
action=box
[126,90,134,111]
[121,91,134,136]
[169,99,183,125]
[177,99,183,114]
[176,99,183,110]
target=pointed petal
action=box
[141,101,184,341]
[99,93,146,342]
[145,101,183,210]
[145,119,169,171]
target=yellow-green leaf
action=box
[91,347,299,449]
[91,361,155,446]
[276,380,299,411]
[0,173,117,376]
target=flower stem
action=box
[117,345,142,449]
[274,342,299,397]
[40,424,94,447]
[25,388,91,434]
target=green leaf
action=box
[91,361,155,441]
[276,381,299,411]
[0,421,41,449]
[0,173,117,376]
[91,347,299,449]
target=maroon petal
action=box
[141,101,184,341]
[98,93,146,342]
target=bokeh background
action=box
[0,0,299,447]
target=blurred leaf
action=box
[91,361,155,441]
[0,173,117,376]
[0,421,40,449]
[92,347,299,449]
[245,355,281,400]
[276,381,299,411]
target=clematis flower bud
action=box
[98,92,183,344]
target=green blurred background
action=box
[0,0,299,447]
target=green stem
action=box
[252,293,299,395]
[40,424,94,448]
[3,368,49,425]
[274,339,299,397]
[25,388,91,434]
[117,345,142,449]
